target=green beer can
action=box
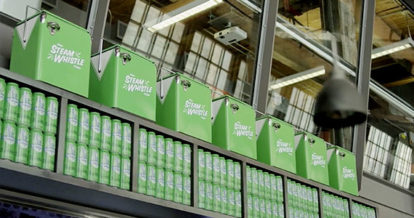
[64,141,77,176]
[110,154,121,187]
[66,104,78,141]
[205,151,212,182]
[147,132,157,165]
[99,149,111,184]
[247,195,253,218]
[213,184,221,212]
[76,144,88,179]
[173,172,183,203]
[138,128,148,162]
[3,82,19,122]
[15,125,29,164]
[174,141,183,173]
[198,180,206,209]
[205,182,213,210]
[0,78,6,119]
[183,176,191,205]
[31,92,45,130]
[221,186,228,214]
[165,169,174,201]
[146,164,156,196]
[226,159,235,189]
[253,196,260,218]
[257,170,264,198]
[111,119,122,154]
[120,157,131,190]
[227,188,235,216]
[28,129,43,167]
[212,154,220,184]
[220,157,226,187]
[259,198,266,218]
[272,201,278,218]
[165,138,174,170]
[246,166,252,194]
[234,162,241,191]
[89,112,101,148]
[101,116,111,151]
[1,121,16,161]
[42,134,56,170]
[17,87,32,127]
[198,149,205,181]
[277,176,283,202]
[183,144,191,176]
[77,108,89,145]
[155,167,165,199]
[264,172,271,200]
[45,97,58,134]
[121,123,132,157]
[251,167,258,196]
[156,135,165,168]
[138,162,147,194]
[270,174,277,201]
[235,191,242,217]
[87,146,100,182]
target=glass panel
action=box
[104,0,262,104]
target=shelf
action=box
[0,67,378,217]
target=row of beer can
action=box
[66,104,132,157]
[247,195,285,218]
[322,192,350,218]
[0,121,56,170]
[352,202,376,218]
[0,79,58,133]
[198,180,242,217]
[198,149,241,191]
[137,162,191,205]
[247,166,284,201]
[63,141,130,190]
[138,128,191,175]
[287,179,319,217]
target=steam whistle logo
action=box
[123,74,153,96]
[233,121,254,139]
[311,153,326,167]
[343,167,356,179]
[48,43,85,69]
[276,139,293,155]
[183,99,208,119]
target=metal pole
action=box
[86,0,110,53]
[251,0,278,113]
[352,0,376,190]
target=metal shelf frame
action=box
[0,67,378,217]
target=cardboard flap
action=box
[16,16,38,49]
[157,76,175,104]
[91,49,113,81]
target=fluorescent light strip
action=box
[269,66,325,90]
[148,0,222,32]
[371,38,414,59]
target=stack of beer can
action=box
[0,78,58,170]
[322,191,350,218]
[63,104,131,190]
[352,202,376,218]
[137,128,192,205]
[247,166,284,218]
[198,148,242,217]
[287,179,319,218]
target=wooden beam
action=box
[383,76,414,87]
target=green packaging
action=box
[15,126,29,164]
[45,96,58,134]
[4,83,19,123]
[31,92,45,130]
[198,149,205,181]
[155,167,165,199]
[121,123,132,157]
[147,132,157,165]
[146,164,156,196]
[1,121,16,161]
[183,176,191,205]
[99,149,111,184]
[18,87,32,127]
[183,144,191,176]
[87,146,100,182]
[213,184,221,212]
[138,128,147,162]
[100,116,111,151]
[76,144,88,179]
[198,180,205,209]
[165,138,174,170]
[205,151,212,182]
[89,112,101,148]
[165,169,174,201]
[28,129,43,167]
[173,173,183,203]
[64,141,77,176]
[212,154,220,184]
[42,134,56,170]
[137,162,147,194]
[156,135,165,168]
[111,119,122,154]
[120,157,130,190]
[66,104,78,141]
[174,141,183,173]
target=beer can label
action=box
[183,176,191,205]
[157,136,165,154]
[34,96,45,115]
[44,135,56,155]
[138,162,147,193]
[102,152,110,171]
[7,84,19,106]
[69,106,78,126]
[198,180,205,208]
[47,98,58,119]
[120,158,130,190]
[102,118,111,136]
[165,139,174,170]
[4,123,16,145]
[156,168,165,199]
[15,126,29,163]
[139,129,147,162]
[221,187,228,214]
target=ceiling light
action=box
[269,66,325,90]
[371,38,414,59]
[148,0,223,32]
